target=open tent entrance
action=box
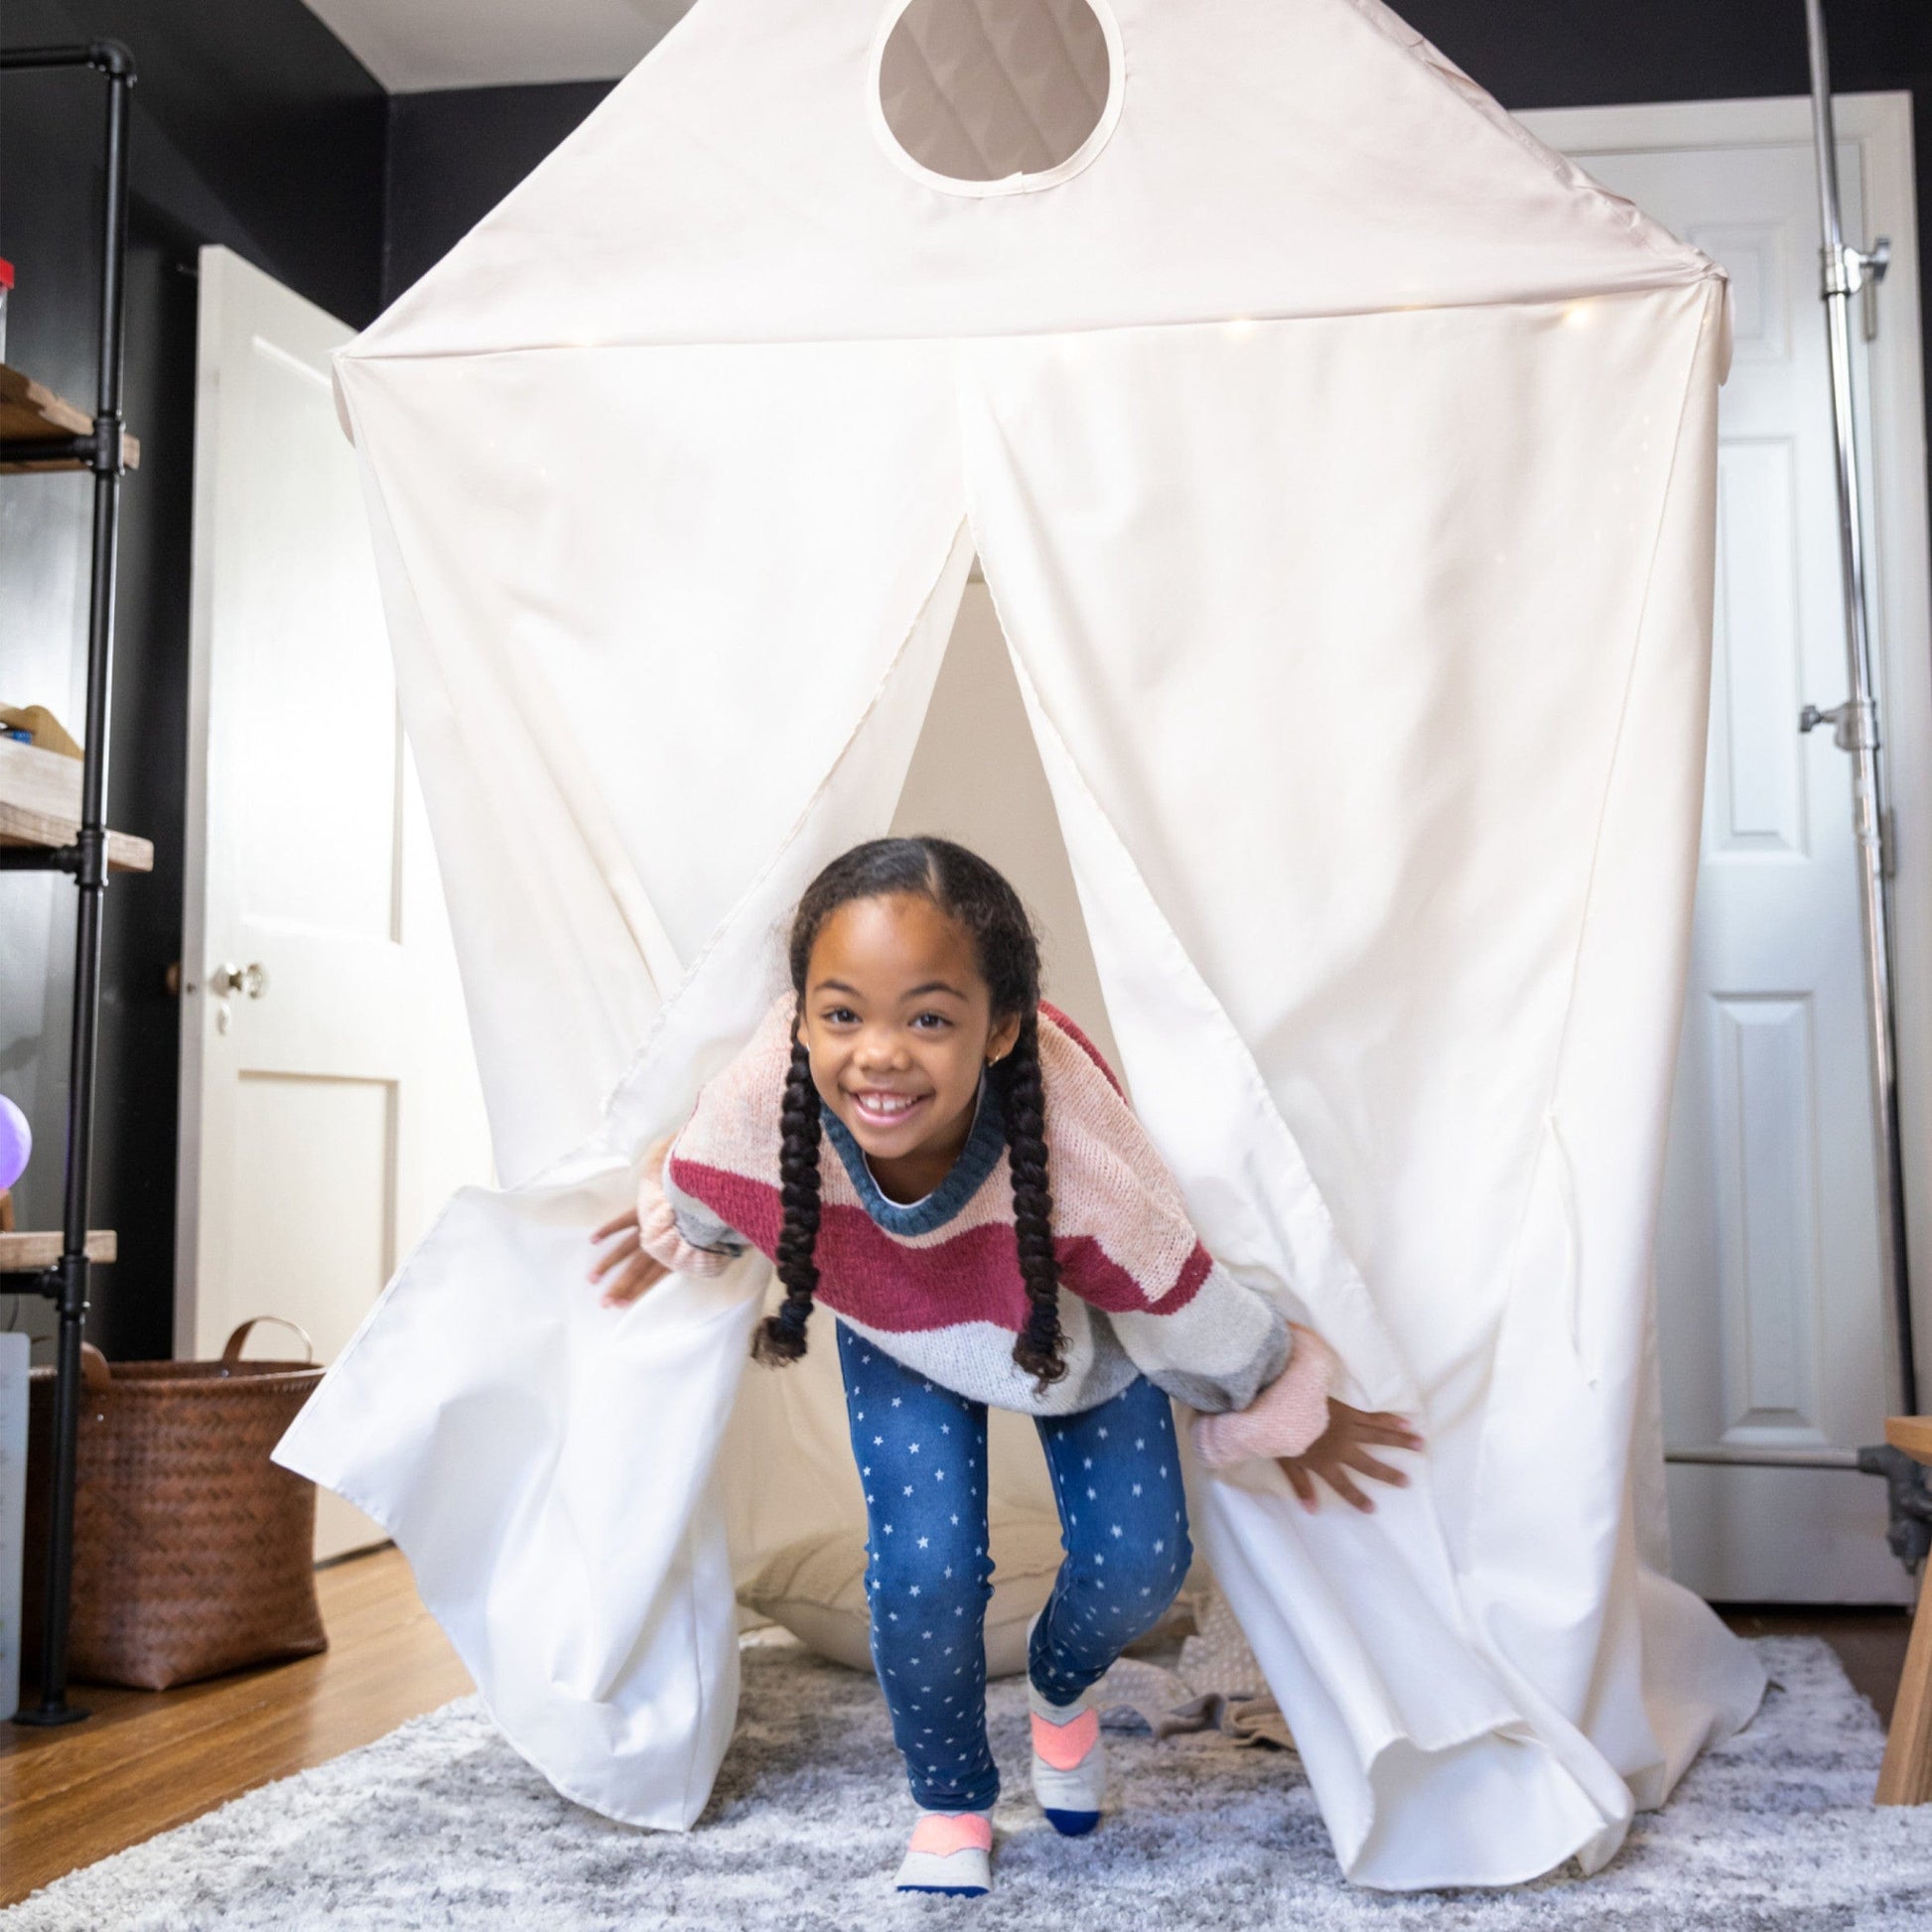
[889,554,1123,1076]
[718,548,1150,1665]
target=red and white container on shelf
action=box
[0,258,12,363]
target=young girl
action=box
[587,837,1419,1897]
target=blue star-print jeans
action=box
[833,1314,1193,1812]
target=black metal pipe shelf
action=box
[1,38,141,1730]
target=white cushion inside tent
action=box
[739,1510,1074,1678]
[274,0,1769,1892]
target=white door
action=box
[178,245,495,1562]
[1523,101,1931,1603]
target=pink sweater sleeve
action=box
[635,1136,740,1278]
[1188,1323,1340,1468]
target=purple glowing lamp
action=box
[0,1093,30,1194]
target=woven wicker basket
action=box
[22,1317,330,1690]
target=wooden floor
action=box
[1719,1605,1913,1728]
[1,1545,473,1908]
[0,1547,1915,1907]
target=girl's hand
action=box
[1277,1399,1423,1514]
[588,1206,672,1308]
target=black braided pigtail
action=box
[751,1024,823,1366]
[999,1011,1067,1395]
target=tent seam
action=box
[332,279,1725,372]
[1496,278,1721,1339]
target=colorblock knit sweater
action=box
[634,996,1337,1460]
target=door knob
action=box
[208,961,269,999]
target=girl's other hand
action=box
[588,1206,672,1308]
[1277,1400,1423,1513]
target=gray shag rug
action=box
[5,1636,1930,1929]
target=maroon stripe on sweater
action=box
[669,1158,1212,1333]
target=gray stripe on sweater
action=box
[1141,1298,1292,1415]
[661,1159,748,1257]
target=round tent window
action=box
[871,0,1125,197]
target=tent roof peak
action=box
[348,0,1720,367]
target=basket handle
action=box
[221,1315,317,1365]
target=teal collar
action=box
[820,1074,1007,1234]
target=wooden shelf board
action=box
[1884,1416,1932,1464]
[0,803,152,873]
[0,1230,117,1273]
[0,742,151,872]
[0,363,141,474]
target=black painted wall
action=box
[2,1,1930,1367]
[384,81,616,307]
[0,0,384,1361]
[1406,0,1929,113]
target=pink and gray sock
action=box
[1028,1676,1107,1835]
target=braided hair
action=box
[749,837,1068,1394]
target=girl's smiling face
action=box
[800,892,1022,1199]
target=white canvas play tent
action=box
[272,0,1769,1889]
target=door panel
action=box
[179,246,494,1562]
[1539,131,1907,1602]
